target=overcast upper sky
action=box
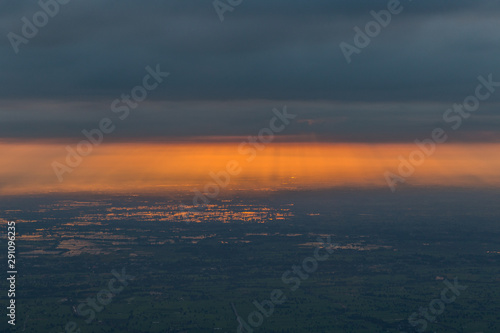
[0,0,499,142]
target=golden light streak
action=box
[1,141,500,195]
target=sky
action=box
[0,0,499,143]
[1,0,500,195]
[2,142,500,195]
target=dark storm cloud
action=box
[1,100,499,143]
[0,0,499,141]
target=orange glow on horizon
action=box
[1,141,500,195]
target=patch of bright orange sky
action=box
[1,141,500,195]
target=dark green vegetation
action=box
[0,188,499,332]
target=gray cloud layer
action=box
[0,0,499,141]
